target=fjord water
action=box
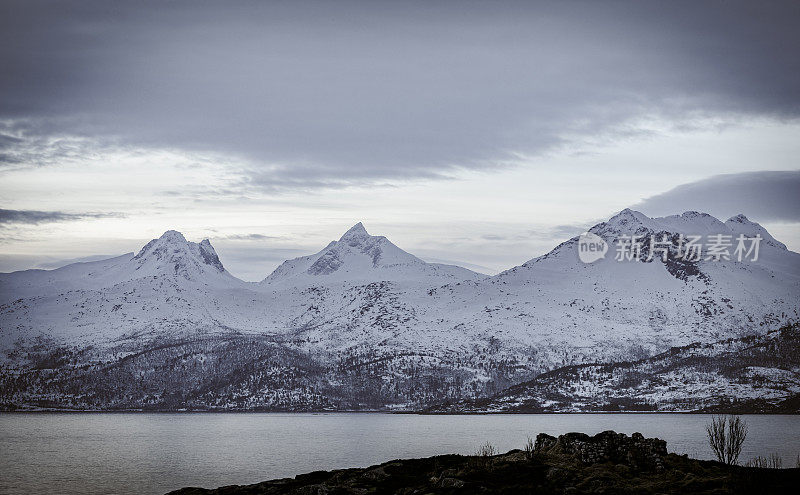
[1,413,799,495]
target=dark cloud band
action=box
[1,1,799,189]
[634,170,800,223]
[0,209,122,225]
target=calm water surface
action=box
[1,413,799,495]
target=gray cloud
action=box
[34,254,127,270]
[0,208,122,225]
[634,170,800,223]
[420,257,495,275]
[216,233,281,241]
[211,245,311,281]
[1,1,798,189]
[549,224,598,239]
[479,223,595,243]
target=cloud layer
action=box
[634,170,800,223]
[0,208,122,225]
[2,0,799,189]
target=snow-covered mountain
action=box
[262,222,484,287]
[0,224,484,351]
[0,230,238,304]
[1,211,798,411]
[0,230,253,347]
[424,209,800,370]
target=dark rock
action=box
[534,430,668,471]
[438,477,465,488]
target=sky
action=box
[1,0,799,280]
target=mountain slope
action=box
[422,210,800,371]
[427,324,800,413]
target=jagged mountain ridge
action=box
[0,230,253,346]
[1,211,799,411]
[425,210,800,370]
[0,230,238,305]
[262,222,484,287]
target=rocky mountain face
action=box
[427,323,800,413]
[0,212,798,411]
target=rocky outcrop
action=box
[534,430,668,471]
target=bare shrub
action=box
[745,453,782,469]
[705,415,748,465]
[745,456,764,468]
[471,441,497,468]
[523,436,535,460]
[475,441,497,457]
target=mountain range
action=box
[1,209,798,411]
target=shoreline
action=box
[166,431,800,495]
[3,408,800,415]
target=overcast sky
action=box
[1,0,799,280]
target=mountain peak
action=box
[262,222,483,286]
[133,230,227,276]
[198,239,225,271]
[609,208,649,223]
[592,209,740,239]
[340,222,370,241]
[726,213,750,224]
[725,214,786,250]
[605,208,652,227]
[135,230,189,259]
[158,230,187,243]
[591,209,652,237]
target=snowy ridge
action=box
[133,230,228,278]
[0,230,238,306]
[261,222,484,287]
[0,230,246,346]
[1,211,799,411]
[423,209,800,375]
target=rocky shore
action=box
[169,431,799,494]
